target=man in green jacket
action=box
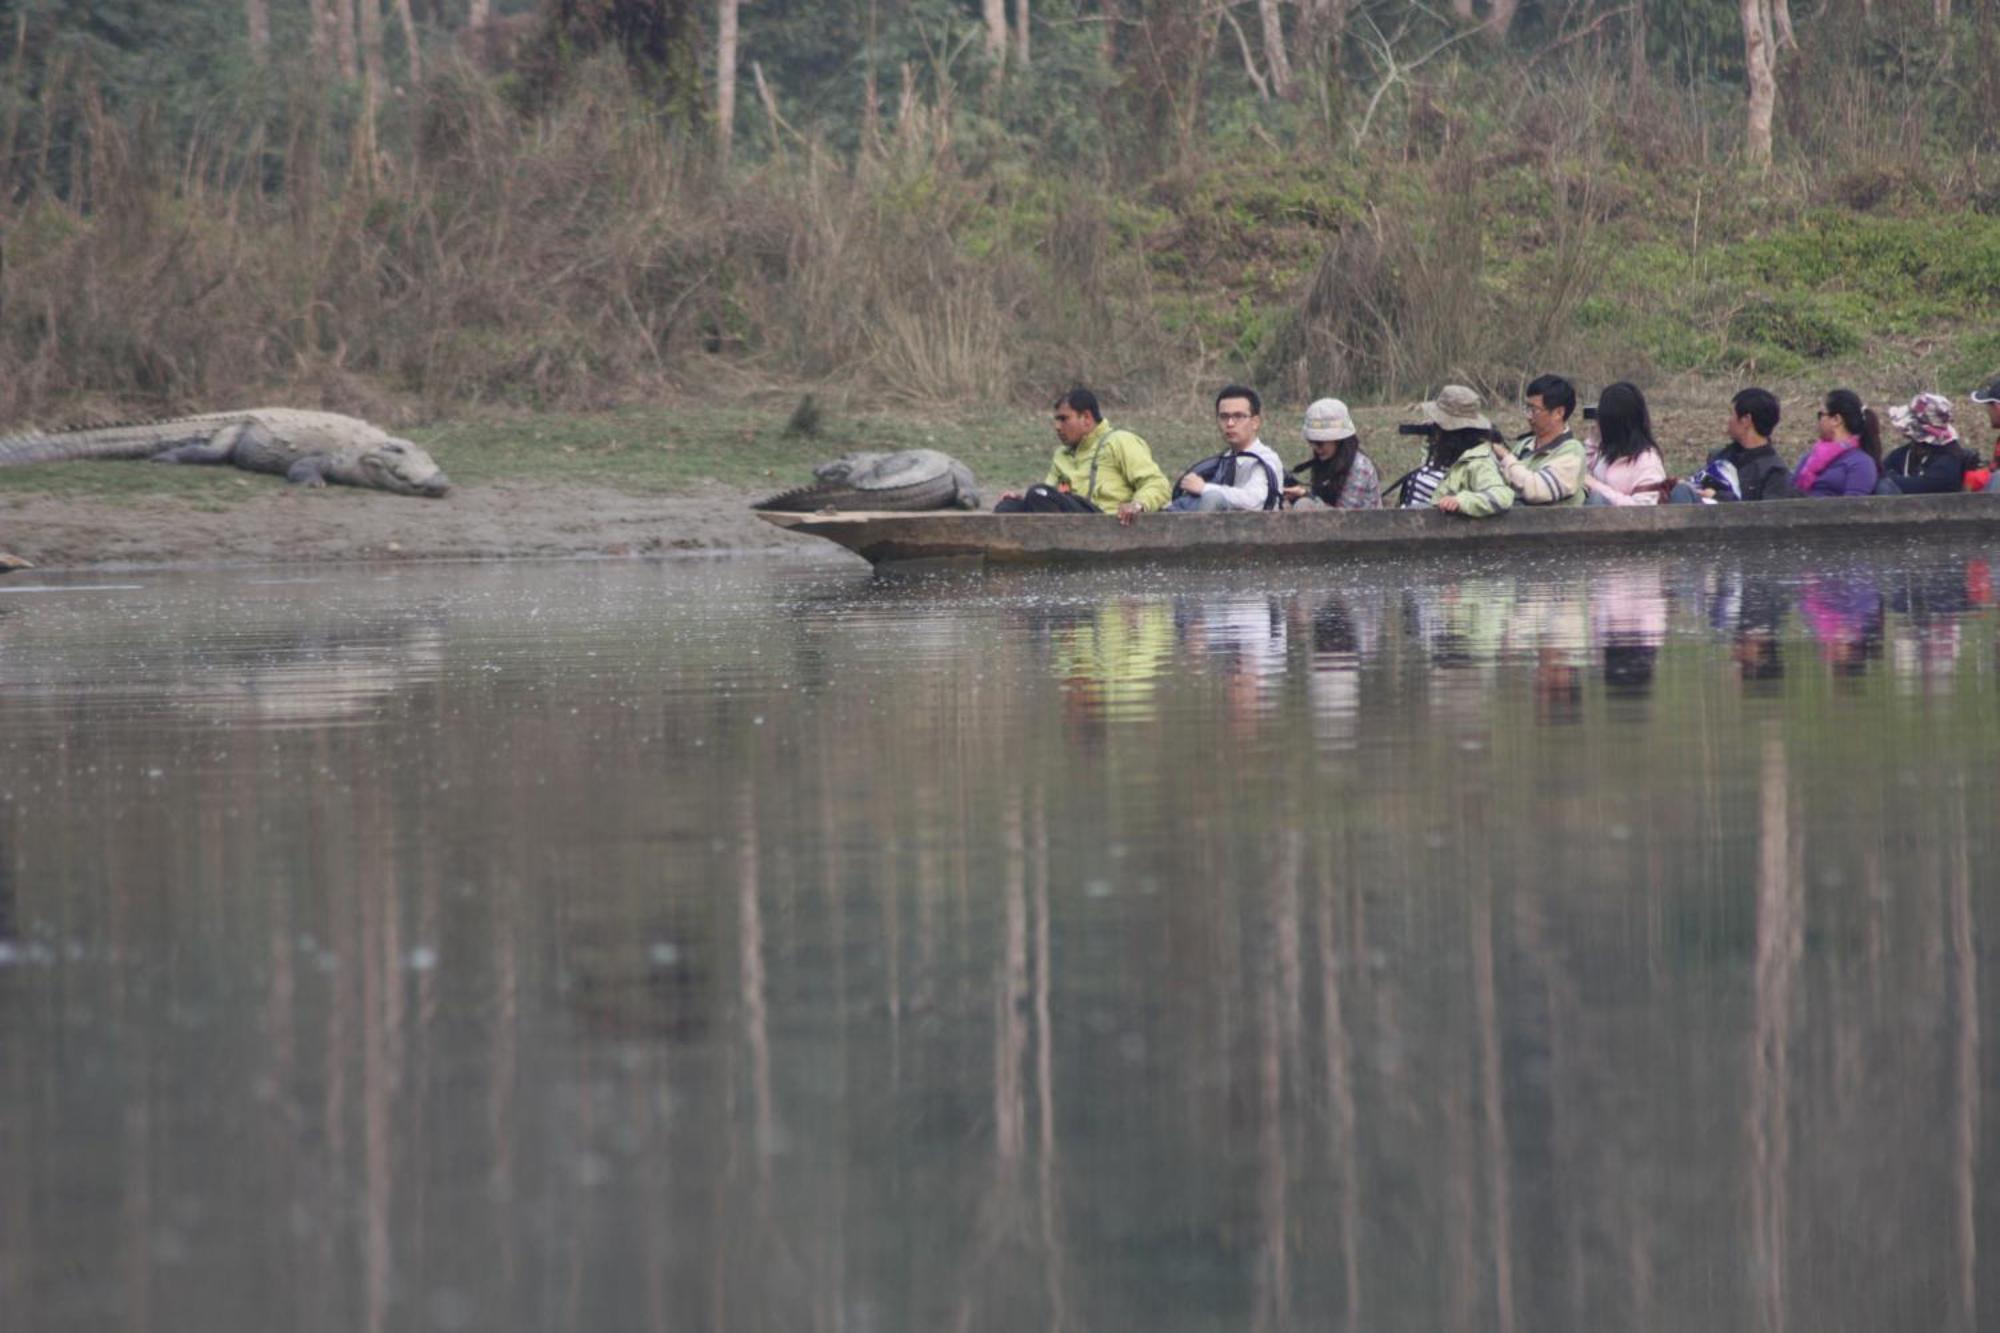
[1425,385,1514,518]
[1492,373,1587,505]
[995,388,1172,526]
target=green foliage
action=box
[1735,213,2000,307]
[1942,331,2000,395]
[1727,292,1868,361]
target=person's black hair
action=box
[1525,374,1577,423]
[1732,387,1781,440]
[1294,434,1366,508]
[1432,426,1489,470]
[1824,387,1882,463]
[1215,384,1262,417]
[1603,639,1659,698]
[1594,381,1661,465]
[1055,387,1102,422]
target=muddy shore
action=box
[0,479,834,571]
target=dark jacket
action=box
[1705,442,1796,501]
[1880,440,1969,494]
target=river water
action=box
[1,539,1995,1332]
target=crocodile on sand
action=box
[753,449,979,512]
[0,409,450,498]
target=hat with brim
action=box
[1417,384,1491,433]
[1889,391,1958,445]
[1972,376,2000,405]
[1303,397,1358,442]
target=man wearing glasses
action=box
[1492,373,1587,506]
[1167,385,1287,512]
[995,387,1172,525]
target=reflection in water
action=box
[1179,593,1288,734]
[1887,562,1974,688]
[1710,567,1792,693]
[1593,566,1667,701]
[1801,571,1885,677]
[1298,590,1383,748]
[1039,597,1173,732]
[3,552,1999,1332]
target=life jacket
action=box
[1175,450,1284,510]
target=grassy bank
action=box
[0,381,1859,511]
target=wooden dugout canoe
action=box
[756,492,2000,569]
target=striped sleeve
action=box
[1496,444,1583,505]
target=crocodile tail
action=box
[0,422,213,465]
[753,482,861,512]
[754,471,968,512]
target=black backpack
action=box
[1175,451,1284,510]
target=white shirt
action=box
[1204,438,1286,510]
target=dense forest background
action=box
[0,0,1994,420]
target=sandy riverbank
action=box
[0,479,831,570]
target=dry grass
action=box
[0,35,1987,426]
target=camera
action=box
[1396,422,1435,436]
[1582,404,1599,421]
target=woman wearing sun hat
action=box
[1424,385,1513,518]
[1876,391,1969,495]
[1284,397,1382,510]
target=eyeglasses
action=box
[1217,411,1255,423]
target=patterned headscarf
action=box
[1888,391,1959,445]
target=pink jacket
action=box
[1584,448,1668,506]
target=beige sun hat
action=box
[1303,397,1358,442]
[1417,384,1492,433]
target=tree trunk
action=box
[306,0,330,64]
[1257,0,1293,99]
[1741,0,1775,167]
[1013,0,1030,67]
[717,0,739,164]
[983,0,1007,63]
[360,0,385,102]
[1628,0,1648,85]
[1452,0,1474,19]
[246,0,270,63]
[335,0,359,81]
[392,0,422,84]
[1771,0,1797,51]
[1299,0,1347,76]
[1487,0,1519,40]
[467,0,489,27]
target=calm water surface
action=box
[2,540,1997,1332]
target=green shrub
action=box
[1728,293,1868,359]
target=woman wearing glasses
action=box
[1792,388,1882,497]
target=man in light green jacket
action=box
[995,387,1171,526]
[1423,385,1514,518]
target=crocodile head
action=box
[358,438,451,498]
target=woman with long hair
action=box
[1285,398,1381,509]
[1792,388,1882,497]
[1583,381,1670,506]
